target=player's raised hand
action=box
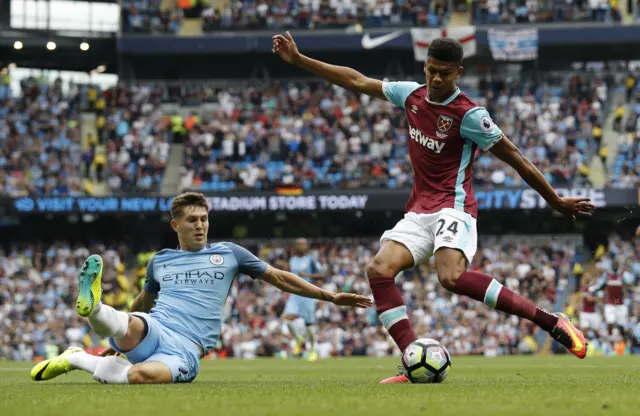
[272,31,300,64]
[553,197,596,220]
[332,292,374,308]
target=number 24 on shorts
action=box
[436,219,459,236]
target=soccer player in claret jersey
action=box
[30,192,372,384]
[273,32,596,383]
[588,260,633,337]
[579,273,602,338]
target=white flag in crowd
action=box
[410,26,477,62]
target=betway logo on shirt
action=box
[409,126,445,154]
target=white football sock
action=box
[293,318,306,340]
[67,350,102,374]
[92,356,131,384]
[88,302,129,339]
[285,321,300,341]
[306,325,316,351]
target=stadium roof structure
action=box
[0,28,117,73]
[0,0,118,72]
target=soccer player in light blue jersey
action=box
[282,238,325,361]
[30,192,372,384]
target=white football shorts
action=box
[380,208,478,267]
[579,311,602,330]
[604,304,629,327]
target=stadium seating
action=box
[3,70,626,196]
[93,85,171,194]
[473,73,607,187]
[0,77,85,197]
[2,234,637,361]
[121,0,451,34]
[610,102,640,188]
[119,0,620,35]
[0,78,170,197]
[178,74,609,192]
[468,0,623,25]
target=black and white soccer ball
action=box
[401,338,452,383]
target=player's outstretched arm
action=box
[272,31,386,100]
[489,136,596,219]
[257,265,373,308]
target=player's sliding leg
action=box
[32,254,174,384]
[436,248,587,359]
[94,359,172,384]
[367,241,418,383]
[30,348,128,382]
[30,347,86,381]
[32,349,172,384]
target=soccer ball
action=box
[401,338,452,383]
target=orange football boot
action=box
[551,313,587,359]
[380,367,410,384]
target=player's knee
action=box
[127,366,163,384]
[435,249,466,291]
[434,261,464,291]
[125,315,139,336]
[437,272,459,292]
[116,316,146,351]
[365,258,401,280]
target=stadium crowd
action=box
[610,75,640,189]
[119,0,624,34]
[87,83,171,194]
[0,76,170,197]
[2,70,633,197]
[1,234,639,362]
[179,73,608,192]
[0,76,85,197]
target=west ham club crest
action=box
[437,115,453,132]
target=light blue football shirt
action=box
[289,254,323,283]
[382,81,503,150]
[143,242,267,354]
[382,81,422,108]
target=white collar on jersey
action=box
[425,87,461,106]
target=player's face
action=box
[295,239,308,255]
[424,57,463,102]
[172,205,209,251]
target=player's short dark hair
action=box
[427,38,463,65]
[171,192,209,219]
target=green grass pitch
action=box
[1,356,639,416]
